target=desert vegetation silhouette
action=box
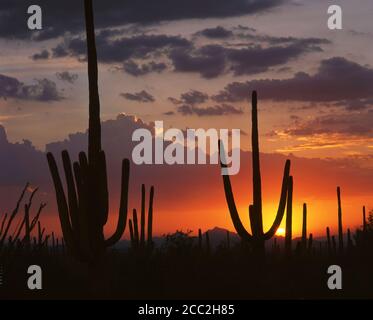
[0,0,373,299]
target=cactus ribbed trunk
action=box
[84,0,101,161]
[251,91,264,239]
[285,176,293,256]
[337,187,344,252]
[301,203,307,250]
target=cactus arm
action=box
[105,159,130,246]
[62,151,80,233]
[0,213,8,237]
[133,209,139,247]
[147,186,154,246]
[221,172,253,241]
[140,184,146,246]
[129,219,135,247]
[263,160,291,240]
[98,151,109,224]
[251,91,264,235]
[219,140,253,241]
[73,159,90,252]
[47,152,75,252]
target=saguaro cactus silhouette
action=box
[46,0,130,262]
[128,185,154,250]
[220,91,291,255]
[337,187,344,252]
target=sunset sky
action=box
[0,0,373,240]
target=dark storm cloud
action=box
[0,0,285,40]
[31,49,50,60]
[56,71,78,84]
[120,90,155,103]
[169,40,326,78]
[213,57,373,103]
[0,74,63,102]
[123,60,167,76]
[177,103,243,116]
[196,26,234,39]
[169,45,227,79]
[52,44,69,58]
[281,111,373,138]
[169,90,209,105]
[333,99,373,111]
[53,33,191,63]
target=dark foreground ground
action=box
[1,245,372,300]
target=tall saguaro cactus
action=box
[337,186,344,252]
[46,0,130,262]
[220,91,291,255]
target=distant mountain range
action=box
[113,227,351,251]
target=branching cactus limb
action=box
[219,91,291,255]
[47,152,129,261]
